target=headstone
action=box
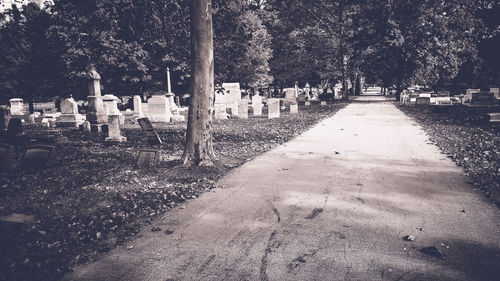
[284,88,297,105]
[290,104,298,115]
[135,149,160,168]
[33,102,57,113]
[304,101,311,106]
[419,93,432,98]
[137,117,162,145]
[238,99,249,119]
[9,98,28,116]
[416,97,431,106]
[133,95,143,117]
[175,96,181,108]
[471,92,495,105]
[86,68,107,132]
[466,89,480,96]
[437,91,450,97]
[82,121,91,132]
[304,83,311,100]
[57,98,85,127]
[147,95,171,122]
[267,98,280,119]
[218,83,241,115]
[321,101,327,106]
[252,95,263,116]
[105,115,126,143]
[41,118,50,128]
[0,143,16,170]
[487,113,500,123]
[7,118,23,136]
[214,102,228,120]
[227,100,239,117]
[21,145,56,167]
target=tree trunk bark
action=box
[182,0,216,166]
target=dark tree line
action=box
[0,0,498,104]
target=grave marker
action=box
[147,95,172,122]
[0,143,16,170]
[416,97,431,106]
[267,98,280,119]
[252,95,263,116]
[290,104,298,115]
[471,92,495,105]
[238,99,249,119]
[135,149,160,168]
[21,145,56,167]
[137,117,162,145]
[105,115,127,143]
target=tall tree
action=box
[182,0,216,166]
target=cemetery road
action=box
[65,100,500,281]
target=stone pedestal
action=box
[105,115,126,143]
[166,93,185,122]
[85,68,107,131]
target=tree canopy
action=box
[0,0,498,104]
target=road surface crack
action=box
[260,230,280,281]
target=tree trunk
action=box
[354,75,361,96]
[182,0,216,166]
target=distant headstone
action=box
[214,102,228,120]
[82,121,91,132]
[9,98,27,116]
[137,117,162,145]
[21,145,56,167]
[416,97,431,106]
[238,99,249,119]
[419,93,432,98]
[284,88,297,105]
[147,95,171,122]
[135,149,160,168]
[290,104,298,115]
[0,143,16,170]
[471,92,495,105]
[267,98,280,119]
[252,95,263,116]
[105,115,126,143]
[0,106,8,132]
[321,101,327,106]
[220,83,242,113]
[133,95,143,117]
[437,91,450,97]
[7,118,23,136]
[304,101,311,106]
[57,98,85,127]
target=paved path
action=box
[65,101,500,281]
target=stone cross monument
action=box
[85,67,107,132]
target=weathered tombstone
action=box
[147,95,172,122]
[57,98,85,127]
[9,98,28,116]
[137,117,162,145]
[102,95,120,115]
[105,114,127,143]
[252,95,263,116]
[437,91,450,97]
[7,118,23,136]
[135,149,160,168]
[304,83,311,100]
[471,92,495,105]
[21,145,56,167]
[416,97,431,107]
[0,143,16,170]
[214,101,228,120]
[86,68,107,132]
[419,93,432,98]
[238,99,249,119]
[290,104,298,115]
[221,83,241,111]
[82,121,91,132]
[321,101,327,106]
[133,95,143,118]
[41,118,50,128]
[304,101,311,106]
[284,88,297,105]
[267,98,280,119]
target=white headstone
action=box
[9,98,26,116]
[267,98,280,119]
[147,95,171,122]
[102,95,120,115]
[57,98,85,127]
[490,88,499,99]
[133,95,143,116]
[105,115,126,143]
[290,104,298,115]
[238,99,248,119]
[252,95,263,116]
[61,98,78,114]
[214,102,228,120]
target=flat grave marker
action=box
[137,117,162,145]
[136,149,160,168]
[21,145,56,167]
